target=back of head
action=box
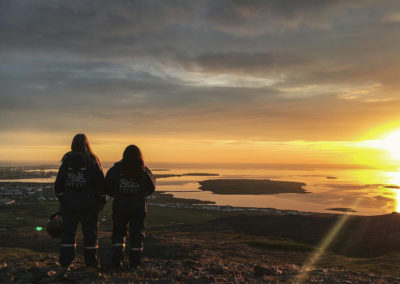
[71,133,89,153]
[120,145,145,179]
[64,133,101,168]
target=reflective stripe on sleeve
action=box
[112,243,126,247]
[131,247,143,251]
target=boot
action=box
[112,245,124,270]
[59,245,75,268]
[130,250,141,268]
[84,248,99,268]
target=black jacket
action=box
[105,162,155,198]
[54,152,105,210]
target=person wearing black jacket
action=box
[105,145,155,269]
[54,134,106,269]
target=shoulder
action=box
[145,167,153,175]
[106,163,121,177]
[92,155,102,167]
[61,151,73,163]
[144,167,155,183]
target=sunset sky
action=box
[1,1,400,166]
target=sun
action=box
[382,130,400,160]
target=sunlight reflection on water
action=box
[385,169,400,213]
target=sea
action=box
[2,163,400,216]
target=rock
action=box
[211,263,224,274]
[47,270,57,277]
[284,264,300,275]
[254,265,278,276]
[51,267,65,278]
[66,272,84,281]
[47,260,57,265]
[29,267,49,280]
[21,271,34,280]
[38,278,56,284]
[184,259,199,266]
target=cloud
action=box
[177,51,311,76]
[1,0,400,143]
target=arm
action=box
[143,167,156,197]
[93,163,107,209]
[94,162,106,195]
[105,167,118,197]
[54,163,67,200]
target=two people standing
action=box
[54,134,155,270]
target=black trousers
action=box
[60,208,99,267]
[111,197,146,264]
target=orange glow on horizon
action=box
[2,127,400,168]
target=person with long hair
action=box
[105,145,155,270]
[54,134,106,269]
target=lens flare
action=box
[383,130,400,160]
[295,198,360,283]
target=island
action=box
[326,207,357,213]
[198,179,307,195]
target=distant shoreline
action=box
[0,181,370,217]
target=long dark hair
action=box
[63,134,101,168]
[120,145,145,179]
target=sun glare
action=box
[383,130,400,160]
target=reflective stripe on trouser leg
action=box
[60,243,76,247]
[131,246,143,251]
[84,244,99,249]
[112,243,126,247]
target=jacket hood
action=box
[62,151,88,169]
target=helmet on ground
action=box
[46,211,63,239]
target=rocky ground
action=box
[1,252,399,283]
[1,230,400,283]
[3,201,400,283]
